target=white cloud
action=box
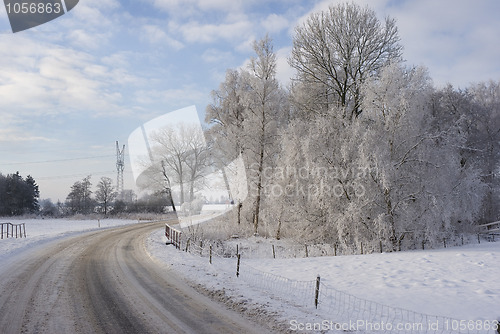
[201,48,233,63]
[0,128,54,143]
[0,34,132,118]
[235,35,256,54]
[261,14,289,34]
[149,0,191,11]
[134,85,207,110]
[197,0,244,12]
[67,29,110,50]
[149,0,244,15]
[174,20,253,44]
[140,24,184,50]
[69,1,116,30]
[101,52,130,68]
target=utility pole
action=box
[116,141,125,197]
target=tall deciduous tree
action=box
[289,2,403,119]
[66,175,94,214]
[468,81,500,223]
[206,35,289,234]
[95,177,117,215]
[206,69,248,224]
[245,35,286,234]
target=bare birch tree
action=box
[245,35,287,235]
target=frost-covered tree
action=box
[144,123,210,207]
[468,81,500,223]
[206,35,289,234]
[431,82,500,224]
[270,112,364,247]
[95,177,117,216]
[183,125,210,203]
[206,69,248,224]
[289,2,403,119]
[39,199,59,217]
[244,35,288,234]
[358,64,485,250]
[148,125,190,205]
[66,175,94,215]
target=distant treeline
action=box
[0,172,39,216]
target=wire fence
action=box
[184,237,338,259]
[315,281,498,334]
[176,236,498,334]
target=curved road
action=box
[0,222,272,334]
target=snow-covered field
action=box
[147,229,500,333]
[1,217,499,333]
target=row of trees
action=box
[0,172,39,216]
[63,176,175,216]
[203,2,499,251]
[65,176,117,215]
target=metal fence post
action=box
[315,275,321,309]
[236,254,241,277]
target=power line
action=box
[0,155,115,166]
[36,171,117,181]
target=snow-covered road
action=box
[0,221,274,334]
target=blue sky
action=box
[0,0,499,201]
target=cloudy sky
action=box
[0,0,499,202]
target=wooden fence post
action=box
[209,245,212,264]
[236,254,241,277]
[185,238,190,252]
[443,238,446,248]
[379,240,383,253]
[315,275,321,309]
[272,244,275,259]
[334,243,337,256]
[305,244,308,258]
